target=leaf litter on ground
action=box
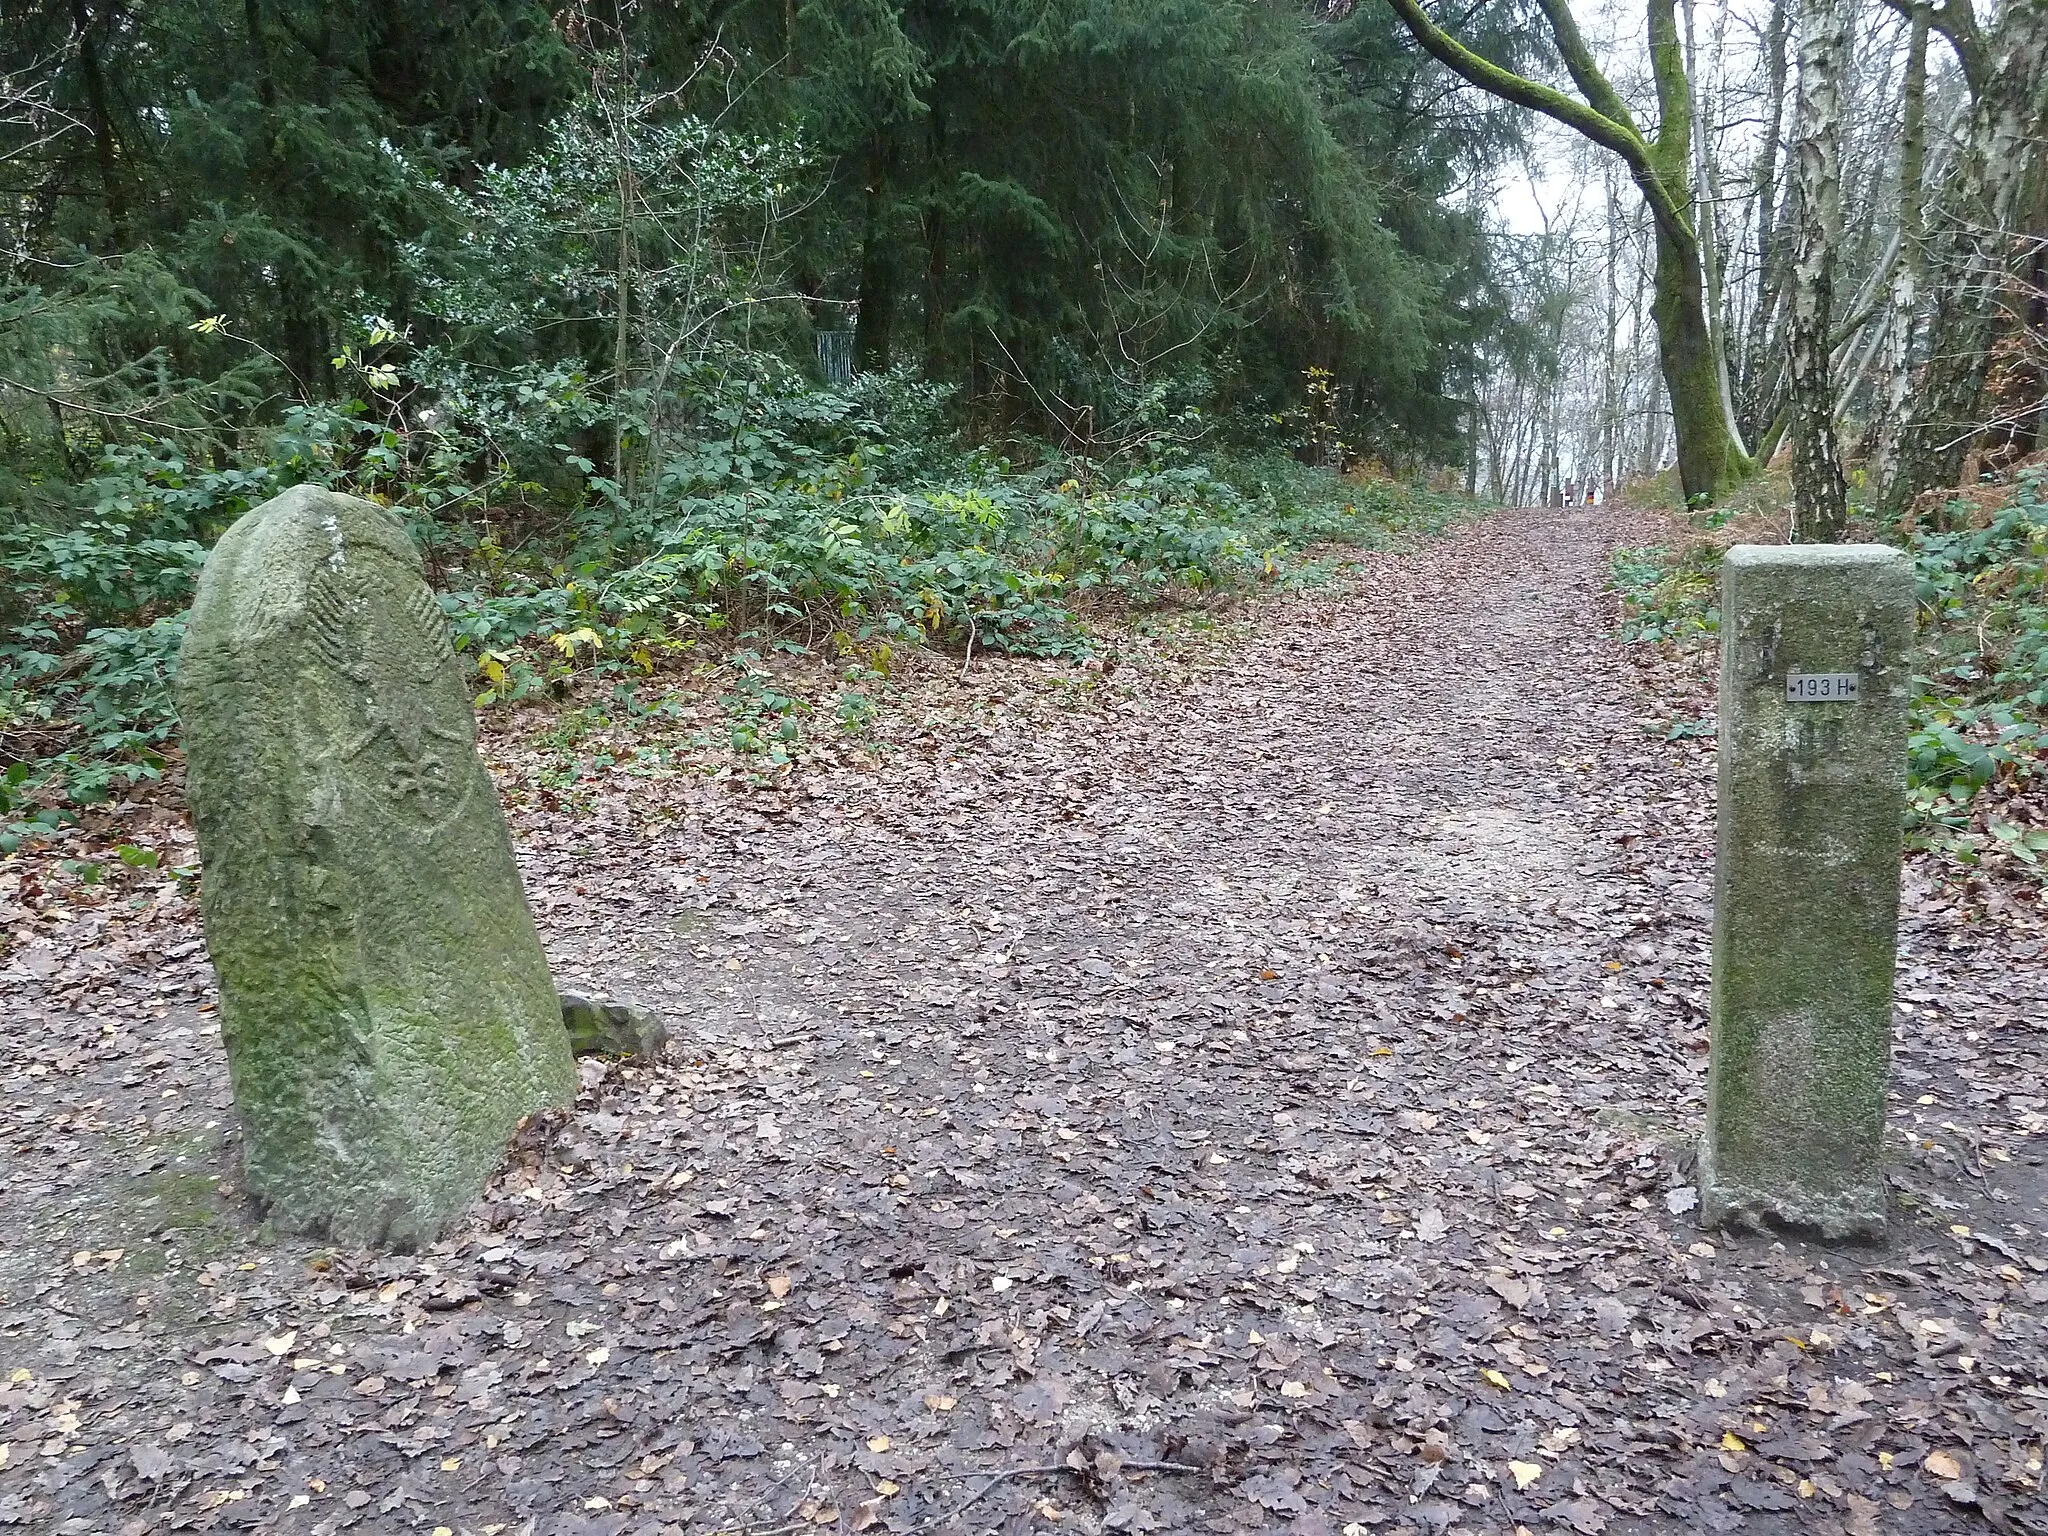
[1,506,2044,1535]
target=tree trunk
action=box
[2018,176,2048,458]
[68,0,129,246]
[1685,0,1746,458]
[1887,0,2048,512]
[855,136,898,374]
[1650,217,1740,504]
[611,27,636,496]
[1868,2,1930,500]
[923,108,948,370]
[1787,0,1849,540]
[243,0,321,396]
[1645,0,1745,504]
[1601,162,1621,491]
[1735,0,1789,443]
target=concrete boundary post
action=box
[1698,543,1914,1238]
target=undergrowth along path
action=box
[3,506,2044,1536]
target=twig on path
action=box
[900,1458,1207,1535]
[960,610,980,683]
[716,1459,1205,1536]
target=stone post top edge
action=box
[1722,542,1909,569]
[255,480,409,527]
[212,482,418,571]
[178,484,424,674]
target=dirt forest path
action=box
[4,506,2046,1536]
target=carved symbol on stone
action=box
[305,549,475,836]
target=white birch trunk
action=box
[1868,2,1931,498]
[1788,0,1850,540]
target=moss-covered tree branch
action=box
[1381,0,1694,249]
[1644,0,1692,186]
[1531,0,1641,137]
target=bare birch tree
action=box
[1866,1,1933,495]
[1788,0,1851,538]
[1882,0,2048,511]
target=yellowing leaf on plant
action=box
[549,627,602,657]
[1508,1460,1543,1490]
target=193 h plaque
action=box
[1786,672,1860,702]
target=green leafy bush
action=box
[1611,544,1720,645]
[1,367,1467,833]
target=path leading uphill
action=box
[3,506,2044,1536]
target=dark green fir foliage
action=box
[2,0,575,414]
[770,0,1514,462]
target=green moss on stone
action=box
[176,486,575,1249]
[1699,545,1913,1238]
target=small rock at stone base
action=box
[559,991,670,1059]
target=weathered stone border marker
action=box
[178,486,576,1248]
[1698,544,1914,1238]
